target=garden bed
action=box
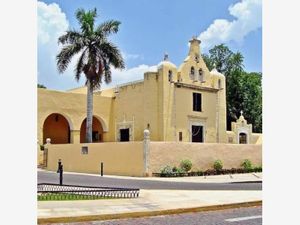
[152,167,262,177]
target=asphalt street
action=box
[41,206,262,225]
[38,171,262,190]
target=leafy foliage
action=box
[56,8,125,143]
[160,165,173,176]
[202,44,262,133]
[180,159,193,172]
[213,160,223,171]
[56,8,125,89]
[241,159,253,171]
[37,84,46,89]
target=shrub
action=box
[253,166,262,172]
[160,165,173,176]
[241,159,252,171]
[197,170,204,176]
[180,159,192,172]
[213,160,223,171]
[205,169,217,176]
[172,166,178,173]
[176,167,185,174]
[230,168,237,174]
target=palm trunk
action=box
[86,80,93,143]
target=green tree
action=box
[203,44,262,133]
[37,84,46,89]
[56,8,125,142]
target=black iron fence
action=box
[38,183,139,200]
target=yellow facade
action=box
[38,37,261,145]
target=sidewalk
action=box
[38,189,262,221]
[38,169,262,183]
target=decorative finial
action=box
[213,63,217,69]
[240,110,243,117]
[164,52,169,61]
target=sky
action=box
[37,0,262,91]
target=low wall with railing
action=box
[149,142,262,173]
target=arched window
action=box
[168,70,173,82]
[199,69,204,82]
[190,67,195,80]
[239,133,247,144]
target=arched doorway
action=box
[239,132,247,144]
[80,116,104,143]
[43,113,71,144]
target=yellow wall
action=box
[149,142,262,173]
[44,141,262,176]
[46,142,144,176]
[114,81,145,141]
[38,88,113,144]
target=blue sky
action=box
[38,0,262,91]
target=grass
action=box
[37,193,116,201]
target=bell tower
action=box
[188,36,201,57]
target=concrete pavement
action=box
[38,170,262,224]
[38,190,261,220]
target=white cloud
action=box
[122,52,143,60]
[198,0,262,49]
[37,1,69,44]
[102,64,157,88]
[37,1,155,90]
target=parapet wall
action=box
[149,142,262,173]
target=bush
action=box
[253,166,262,172]
[213,160,223,171]
[241,159,252,171]
[205,169,217,176]
[180,159,192,172]
[196,170,204,176]
[172,166,178,173]
[160,165,173,176]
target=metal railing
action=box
[38,183,139,200]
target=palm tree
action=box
[56,8,125,143]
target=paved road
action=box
[38,171,262,190]
[43,206,262,225]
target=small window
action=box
[168,70,173,82]
[199,69,204,82]
[239,133,247,144]
[81,146,88,154]
[190,67,195,80]
[120,128,130,142]
[179,132,183,141]
[191,67,195,75]
[195,54,199,63]
[193,92,202,112]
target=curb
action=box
[38,200,262,224]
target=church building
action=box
[38,37,262,146]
